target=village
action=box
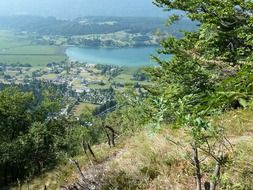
[0,59,149,117]
[0,60,124,93]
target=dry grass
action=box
[103,129,193,189]
[211,109,253,136]
[101,109,253,189]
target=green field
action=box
[0,30,67,66]
[72,102,98,116]
[0,30,28,49]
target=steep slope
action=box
[7,109,253,190]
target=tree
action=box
[149,0,253,189]
[0,88,33,185]
[0,86,81,187]
[154,0,253,64]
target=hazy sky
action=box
[0,0,167,19]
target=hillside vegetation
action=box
[4,108,253,190]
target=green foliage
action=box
[151,0,253,122]
[0,87,82,187]
[154,0,253,63]
[208,64,253,110]
[132,69,150,81]
[95,64,122,77]
[104,87,151,134]
[149,1,253,189]
[0,87,33,143]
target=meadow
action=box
[0,30,67,67]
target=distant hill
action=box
[0,15,197,37]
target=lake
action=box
[66,46,166,67]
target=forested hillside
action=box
[0,16,196,36]
[1,0,253,190]
[0,16,198,47]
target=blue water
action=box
[66,46,167,67]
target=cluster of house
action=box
[44,61,105,94]
[0,65,30,84]
[0,61,109,97]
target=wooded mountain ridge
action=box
[0,15,197,37]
